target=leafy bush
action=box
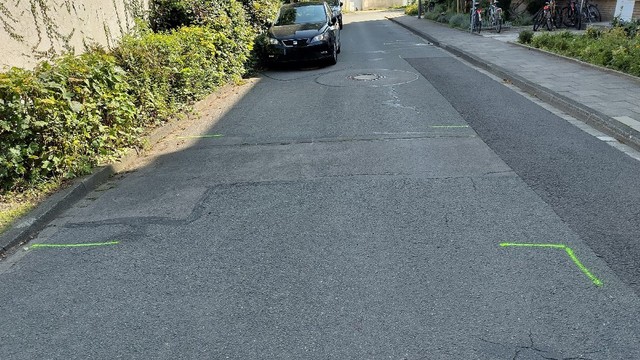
[436,12,457,24]
[0,51,137,190]
[149,0,194,32]
[405,2,419,15]
[584,26,603,39]
[114,24,250,125]
[1,4,260,192]
[449,13,468,29]
[529,25,640,77]
[243,0,281,29]
[422,3,446,20]
[150,0,281,32]
[611,17,640,37]
[518,29,534,44]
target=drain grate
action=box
[348,73,384,81]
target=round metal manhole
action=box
[349,73,383,81]
[316,69,419,87]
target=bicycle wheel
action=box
[472,12,482,33]
[545,11,553,30]
[561,6,576,27]
[496,17,502,33]
[579,7,592,28]
[532,9,543,31]
[554,11,563,28]
[588,4,601,22]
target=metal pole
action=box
[418,0,422,18]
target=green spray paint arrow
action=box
[25,241,120,250]
[500,243,603,287]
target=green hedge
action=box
[405,3,419,15]
[530,26,640,77]
[0,51,138,190]
[113,24,252,124]
[1,16,257,192]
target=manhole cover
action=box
[349,73,383,81]
[316,69,419,87]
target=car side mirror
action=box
[340,2,343,6]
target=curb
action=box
[0,105,185,257]
[388,17,640,153]
[0,78,247,257]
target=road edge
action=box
[0,82,238,257]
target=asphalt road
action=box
[1,11,639,359]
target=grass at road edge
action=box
[0,180,65,236]
[1,201,36,235]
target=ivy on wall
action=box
[0,0,147,63]
[0,1,23,41]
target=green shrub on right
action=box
[449,13,468,29]
[530,26,640,77]
[405,2,419,15]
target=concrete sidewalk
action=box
[388,14,640,151]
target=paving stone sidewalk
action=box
[388,14,640,151]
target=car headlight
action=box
[267,37,279,45]
[311,32,330,43]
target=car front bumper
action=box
[266,41,333,64]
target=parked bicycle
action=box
[561,0,578,27]
[562,0,600,29]
[576,0,601,29]
[487,0,503,33]
[470,1,482,33]
[533,0,561,31]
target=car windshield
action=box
[275,4,326,25]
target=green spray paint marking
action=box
[26,241,120,250]
[430,125,469,128]
[176,134,224,139]
[500,243,603,287]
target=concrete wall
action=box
[590,0,638,22]
[362,0,408,10]
[0,0,148,70]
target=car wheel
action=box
[327,43,337,66]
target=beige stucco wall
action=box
[362,0,408,9]
[0,0,148,71]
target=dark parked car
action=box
[265,1,341,67]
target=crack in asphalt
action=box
[62,171,512,231]
[191,133,478,148]
[480,331,600,360]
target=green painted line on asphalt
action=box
[25,241,120,250]
[430,125,469,128]
[500,242,603,287]
[176,134,224,139]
